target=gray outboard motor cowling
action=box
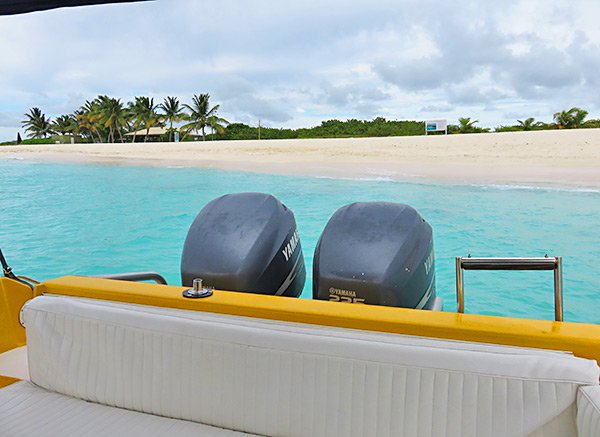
[313,202,436,309]
[181,193,306,297]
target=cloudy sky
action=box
[1,0,599,141]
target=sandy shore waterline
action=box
[2,129,600,188]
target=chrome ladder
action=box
[455,256,563,321]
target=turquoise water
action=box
[1,160,599,323]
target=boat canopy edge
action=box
[0,0,153,16]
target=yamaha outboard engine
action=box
[181,193,306,297]
[313,202,438,309]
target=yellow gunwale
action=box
[35,275,600,364]
[0,277,33,354]
[0,375,20,389]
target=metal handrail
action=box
[92,271,168,285]
[455,256,563,321]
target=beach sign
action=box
[425,119,447,135]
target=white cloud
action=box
[0,112,21,128]
[1,0,600,140]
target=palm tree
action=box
[553,107,588,129]
[126,98,143,143]
[516,118,536,131]
[97,96,128,143]
[458,117,478,134]
[51,114,77,136]
[22,107,53,138]
[75,100,103,143]
[128,97,162,142]
[159,96,186,141]
[207,114,229,138]
[574,109,586,128]
[553,111,570,129]
[182,94,225,140]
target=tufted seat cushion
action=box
[13,294,600,436]
[0,380,254,436]
[577,386,600,437]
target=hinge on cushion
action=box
[19,306,26,327]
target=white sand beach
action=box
[2,129,600,188]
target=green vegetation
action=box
[517,118,541,131]
[97,96,128,143]
[494,118,552,132]
[447,117,490,134]
[51,115,76,135]
[219,118,424,140]
[128,96,160,142]
[159,96,186,142]
[182,94,227,141]
[17,93,228,143]
[553,107,588,129]
[11,98,600,144]
[1,138,55,146]
[495,107,599,132]
[22,107,52,138]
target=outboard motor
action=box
[313,202,438,309]
[181,193,306,297]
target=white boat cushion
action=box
[0,381,254,436]
[577,386,600,437]
[22,295,600,437]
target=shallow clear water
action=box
[1,160,599,323]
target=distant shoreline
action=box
[2,129,600,189]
